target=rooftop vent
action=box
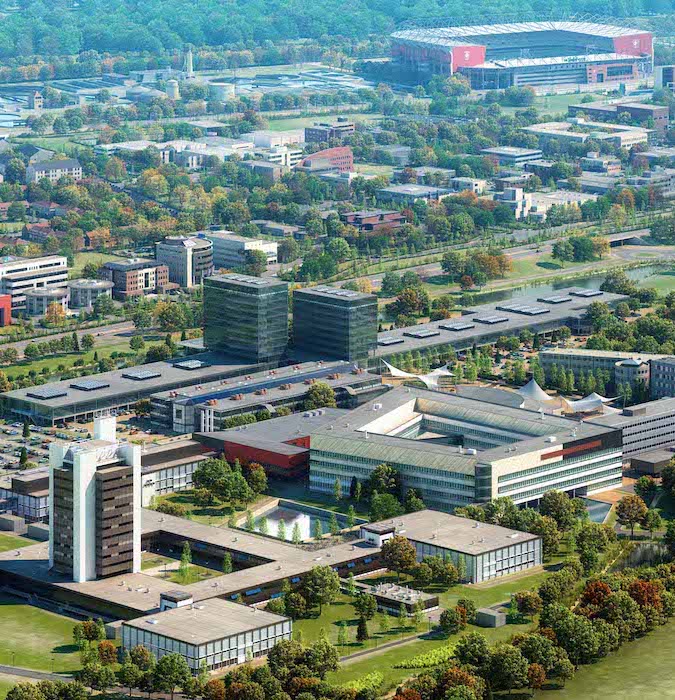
[546,436,557,443]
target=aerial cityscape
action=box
[2,6,675,700]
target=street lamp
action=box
[428,616,432,633]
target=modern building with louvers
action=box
[309,387,623,511]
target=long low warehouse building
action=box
[369,287,627,369]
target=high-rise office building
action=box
[203,273,288,362]
[155,235,214,288]
[49,415,141,582]
[292,286,377,363]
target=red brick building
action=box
[341,209,406,233]
[296,146,354,174]
[100,259,172,300]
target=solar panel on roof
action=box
[378,337,405,346]
[570,289,603,297]
[70,379,110,391]
[497,303,550,316]
[174,359,210,370]
[474,315,508,324]
[439,322,475,331]
[27,386,68,400]
[538,295,572,304]
[122,369,162,381]
[403,328,441,339]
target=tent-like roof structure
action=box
[382,360,453,390]
[562,392,617,413]
[516,379,552,403]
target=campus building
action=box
[67,279,115,309]
[292,286,378,363]
[155,235,214,288]
[121,596,292,672]
[2,352,266,426]
[151,360,384,433]
[100,259,172,301]
[361,511,542,583]
[391,21,653,89]
[645,357,675,399]
[204,230,278,270]
[24,286,69,317]
[588,397,675,459]
[25,159,82,184]
[49,415,141,582]
[304,119,355,143]
[203,273,289,362]
[309,387,623,511]
[0,466,49,521]
[0,255,68,311]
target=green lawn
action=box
[638,268,675,293]
[69,252,127,278]
[266,113,382,132]
[0,594,80,672]
[294,593,424,655]
[165,563,221,585]
[536,619,675,699]
[155,491,262,526]
[0,533,35,554]
[0,679,19,700]
[140,552,174,571]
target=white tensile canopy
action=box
[516,378,552,403]
[382,360,453,390]
[562,392,618,413]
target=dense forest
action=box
[0,0,674,61]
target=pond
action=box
[250,499,365,541]
[582,497,613,524]
[474,264,668,305]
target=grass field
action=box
[155,491,252,526]
[0,679,19,700]
[0,533,36,554]
[0,594,80,672]
[536,619,675,699]
[266,113,382,132]
[638,268,675,293]
[69,252,127,278]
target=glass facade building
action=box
[203,274,288,363]
[292,286,377,363]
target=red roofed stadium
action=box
[391,19,653,90]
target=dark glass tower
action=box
[292,286,377,363]
[203,274,289,362]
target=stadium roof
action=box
[392,21,646,47]
[476,53,637,68]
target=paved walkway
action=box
[0,665,68,682]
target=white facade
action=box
[0,255,68,309]
[26,160,82,184]
[48,415,141,583]
[253,146,304,167]
[205,230,278,270]
[156,236,213,287]
[243,130,304,148]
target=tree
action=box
[454,631,491,668]
[302,565,340,614]
[356,617,369,642]
[153,653,191,700]
[22,420,30,439]
[119,656,142,696]
[328,512,340,536]
[539,490,577,531]
[527,663,546,695]
[312,518,323,541]
[130,335,146,352]
[404,488,425,513]
[130,645,155,671]
[370,492,404,522]
[97,640,117,665]
[303,382,337,410]
[45,301,66,325]
[514,591,542,620]
[19,446,27,466]
[222,552,232,574]
[643,509,662,539]
[245,463,267,495]
[616,494,648,538]
[245,249,268,277]
[292,522,302,544]
[333,477,342,503]
[304,638,339,678]
[81,334,95,351]
[487,644,529,694]
[439,608,461,635]
[369,463,402,497]
[353,592,377,621]
[133,399,152,418]
[381,536,417,581]
[179,541,192,580]
[634,476,658,505]
[551,240,574,267]
[337,621,348,648]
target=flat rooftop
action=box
[363,510,540,556]
[294,285,376,303]
[312,386,612,474]
[4,352,263,411]
[589,396,675,428]
[123,597,288,644]
[373,287,627,357]
[206,272,287,289]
